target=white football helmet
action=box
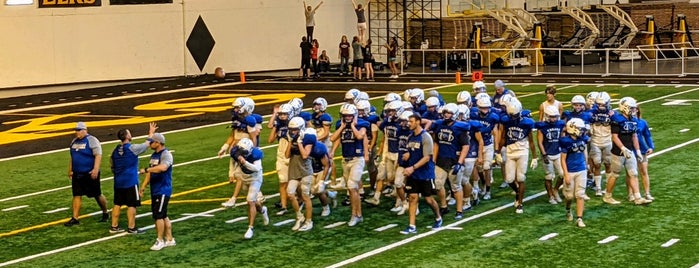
[340,103,358,120]
[313,97,328,112]
[456,91,472,107]
[345,88,360,103]
[398,110,413,121]
[403,89,413,101]
[506,99,522,117]
[384,100,403,116]
[544,105,559,121]
[566,118,586,137]
[289,98,303,116]
[356,100,371,115]
[618,97,637,116]
[586,91,599,107]
[402,101,413,111]
[441,103,459,120]
[595,92,611,110]
[278,104,293,120]
[288,116,306,130]
[571,95,586,105]
[356,91,370,103]
[472,81,487,93]
[477,96,492,108]
[237,137,255,153]
[232,97,254,114]
[409,88,425,103]
[300,127,317,141]
[425,97,440,108]
[457,104,470,121]
[427,89,440,99]
[384,92,401,105]
[500,94,515,107]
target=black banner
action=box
[39,0,102,8]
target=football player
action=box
[471,94,500,196]
[219,97,262,207]
[308,128,335,216]
[393,110,414,215]
[265,103,292,214]
[560,118,590,228]
[377,100,404,211]
[229,138,269,239]
[430,103,471,219]
[603,97,651,205]
[330,104,370,226]
[535,106,565,204]
[408,88,427,115]
[312,97,333,153]
[457,104,485,207]
[635,106,655,200]
[589,92,613,196]
[498,98,537,214]
[356,100,381,205]
[285,117,316,231]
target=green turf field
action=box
[1,83,698,267]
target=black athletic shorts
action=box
[114,185,141,207]
[353,59,363,68]
[151,194,171,220]
[406,177,436,197]
[71,172,101,198]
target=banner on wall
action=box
[39,0,102,8]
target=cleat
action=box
[381,186,393,195]
[483,192,491,200]
[432,218,443,229]
[298,220,314,231]
[554,193,563,203]
[127,228,144,234]
[341,198,351,206]
[348,216,363,227]
[515,204,523,214]
[261,206,269,225]
[439,207,449,216]
[499,182,509,189]
[634,197,652,205]
[645,194,655,201]
[454,212,464,220]
[109,226,125,234]
[99,213,109,222]
[576,218,586,228]
[292,216,305,231]
[364,197,380,206]
[165,239,177,247]
[595,188,603,197]
[244,227,254,239]
[274,201,282,209]
[581,194,591,201]
[462,203,472,211]
[566,212,573,221]
[549,197,558,205]
[150,239,165,251]
[64,218,80,227]
[471,198,481,206]
[276,208,288,216]
[321,205,331,217]
[400,225,417,235]
[628,194,635,202]
[603,195,621,205]
[397,205,408,215]
[221,198,236,208]
[447,197,456,206]
[390,205,402,212]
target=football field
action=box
[1,82,698,267]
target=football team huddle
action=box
[216,80,655,239]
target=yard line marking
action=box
[2,205,28,212]
[691,263,699,268]
[274,219,295,227]
[181,213,215,217]
[324,222,347,229]
[482,230,503,238]
[622,85,630,88]
[596,84,605,87]
[661,238,680,248]
[648,85,656,88]
[675,85,683,88]
[680,128,690,133]
[374,224,398,232]
[598,235,619,244]
[135,212,152,218]
[43,208,68,214]
[539,233,558,241]
[442,227,462,231]
[326,191,547,268]
[225,217,248,224]
[0,206,225,267]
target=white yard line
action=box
[324,135,698,268]
[538,233,558,241]
[374,224,398,232]
[323,222,347,229]
[225,217,248,224]
[597,236,619,244]
[661,238,680,248]
[273,219,295,227]
[42,208,68,214]
[482,229,503,238]
[2,205,28,212]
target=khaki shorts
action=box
[287,175,313,197]
[609,154,638,177]
[343,157,365,190]
[562,170,587,200]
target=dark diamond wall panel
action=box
[186,16,216,72]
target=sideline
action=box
[325,136,699,268]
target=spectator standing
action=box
[339,35,351,75]
[299,36,312,78]
[351,36,363,80]
[311,39,320,78]
[385,37,399,78]
[362,39,375,81]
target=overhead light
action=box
[6,0,33,5]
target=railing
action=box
[399,47,699,77]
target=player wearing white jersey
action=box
[588,92,613,196]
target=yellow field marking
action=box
[167,198,230,204]
[0,159,336,238]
